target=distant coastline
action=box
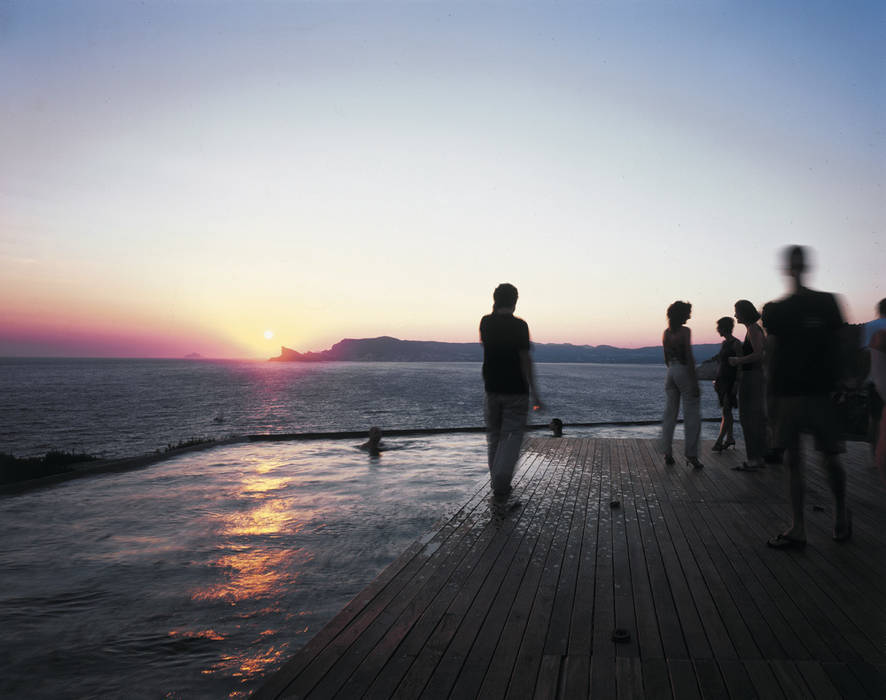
[269,336,721,364]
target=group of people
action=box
[661,298,772,472]
[480,246,883,547]
[657,246,861,547]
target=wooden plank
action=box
[543,437,596,656]
[253,438,886,700]
[409,439,574,699]
[590,653,617,698]
[736,499,883,665]
[633,440,712,660]
[390,441,572,699]
[627,440,687,660]
[612,440,641,659]
[791,660,842,700]
[621,439,665,660]
[561,654,589,699]
[532,654,561,700]
[769,660,816,698]
[490,440,587,697]
[742,660,785,699]
[716,658,758,700]
[353,448,558,699]
[847,661,886,699]
[590,439,617,660]
[566,440,603,656]
[820,661,874,699]
[667,658,701,700]
[641,658,673,700]
[693,658,728,699]
[616,656,644,700]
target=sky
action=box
[1,0,884,358]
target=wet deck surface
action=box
[255,438,886,699]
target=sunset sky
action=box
[2,1,883,358]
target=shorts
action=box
[775,395,844,454]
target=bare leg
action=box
[784,446,806,540]
[823,453,847,532]
[661,370,680,457]
[715,407,728,447]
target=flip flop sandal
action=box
[767,533,807,549]
[732,462,761,471]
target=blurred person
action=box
[661,301,704,468]
[863,299,886,453]
[729,300,767,470]
[762,245,849,548]
[870,330,886,484]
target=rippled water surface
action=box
[0,436,491,698]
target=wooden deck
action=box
[255,438,886,699]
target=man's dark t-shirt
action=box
[480,312,530,394]
[762,289,844,396]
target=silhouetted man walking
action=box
[762,246,850,547]
[480,283,543,509]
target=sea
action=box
[0,359,724,698]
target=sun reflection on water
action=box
[187,459,319,691]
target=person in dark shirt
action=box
[480,283,543,507]
[712,316,743,452]
[761,245,850,548]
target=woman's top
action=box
[663,327,689,365]
[742,324,764,370]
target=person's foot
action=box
[712,440,724,453]
[767,532,807,549]
[723,439,735,450]
[733,460,764,471]
[491,495,522,517]
[664,454,675,466]
[687,457,704,469]
[833,509,852,542]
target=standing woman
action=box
[713,316,743,452]
[729,299,767,470]
[661,301,704,468]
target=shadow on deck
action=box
[255,438,886,699]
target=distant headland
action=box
[270,336,721,364]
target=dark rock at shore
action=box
[270,336,721,364]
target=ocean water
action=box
[0,359,723,458]
[0,436,489,698]
[0,360,725,698]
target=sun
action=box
[264,330,274,340]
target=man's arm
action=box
[520,349,543,410]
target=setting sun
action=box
[264,330,274,340]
